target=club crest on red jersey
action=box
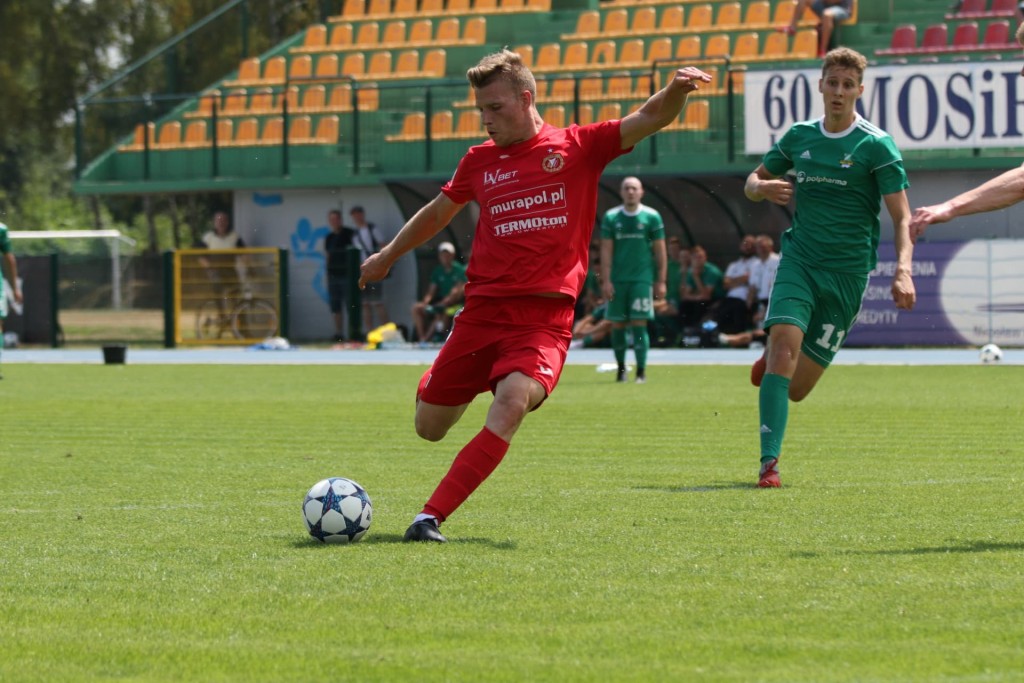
[542,152,565,173]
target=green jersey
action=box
[0,222,11,255]
[762,115,908,274]
[600,204,665,283]
[685,262,725,299]
[429,261,467,300]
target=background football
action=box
[302,477,373,543]
[979,343,1003,364]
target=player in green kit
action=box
[0,222,23,379]
[744,47,917,487]
[599,177,667,383]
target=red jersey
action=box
[441,121,630,300]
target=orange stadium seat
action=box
[261,117,284,145]
[547,77,574,102]
[453,110,483,138]
[447,0,470,12]
[386,112,425,141]
[745,1,771,28]
[156,121,181,148]
[659,6,684,33]
[604,9,628,34]
[221,88,248,114]
[733,32,760,61]
[758,31,789,60]
[675,35,701,59]
[357,84,380,110]
[591,40,617,65]
[342,52,366,77]
[315,116,340,143]
[563,42,588,69]
[215,119,232,145]
[327,84,353,111]
[513,43,533,67]
[232,118,259,145]
[422,49,446,77]
[303,24,327,50]
[462,17,486,44]
[791,29,818,57]
[330,23,354,47]
[315,54,338,79]
[289,55,313,80]
[632,7,656,33]
[646,37,671,63]
[355,21,380,45]
[393,0,416,15]
[300,85,327,112]
[435,17,459,43]
[704,34,730,58]
[596,103,621,122]
[367,0,390,17]
[366,51,393,77]
[288,116,313,143]
[716,2,742,29]
[262,57,286,84]
[576,104,594,126]
[249,88,276,113]
[543,105,566,127]
[431,110,454,137]
[392,50,420,77]
[534,43,560,71]
[421,0,443,13]
[687,4,712,30]
[183,120,208,147]
[382,20,407,45]
[617,40,644,67]
[341,0,365,17]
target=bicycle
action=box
[194,287,279,340]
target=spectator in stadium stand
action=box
[358,48,712,542]
[779,0,855,58]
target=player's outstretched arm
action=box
[909,164,1024,240]
[745,165,794,206]
[359,193,465,287]
[619,67,712,150]
[885,190,916,311]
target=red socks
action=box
[422,427,509,522]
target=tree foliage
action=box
[0,0,335,253]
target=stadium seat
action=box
[513,44,533,67]
[341,52,366,77]
[544,105,566,127]
[579,74,604,100]
[393,0,416,16]
[315,54,338,79]
[355,22,380,45]
[716,2,742,30]
[732,32,759,61]
[393,50,420,77]
[604,9,628,35]
[231,118,259,146]
[183,120,208,148]
[191,90,219,118]
[632,8,656,33]
[421,0,443,13]
[576,104,594,126]
[758,31,789,60]
[499,0,525,12]
[330,23,354,48]
[215,119,233,145]
[452,110,483,138]
[300,85,327,112]
[261,117,284,145]
[991,0,1018,14]
[591,40,617,65]
[921,24,950,52]
[263,57,286,84]
[435,17,460,43]
[447,0,470,12]
[562,42,588,69]
[249,88,276,113]
[876,24,918,56]
[744,1,771,28]
[289,55,313,80]
[596,103,621,122]
[704,34,730,58]
[534,43,560,71]
[791,29,818,58]
[548,77,575,102]
[658,6,684,33]
[385,112,425,141]
[328,84,353,111]
[155,121,181,148]
[288,116,312,143]
[647,37,671,63]
[982,20,1012,48]
[462,17,486,44]
[951,21,980,51]
[221,89,248,115]
[284,86,299,112]
[314,116,340,143]
[366,51,393,77]
[303,24,327,50]
[341,0,365,17]
[422,49,446,77]
[382,20,407,46]
[670,99,709,131]
[687,4,712,30]
[357,84,380,110]
[475,0,497,12]
[605,74,634,100]
[431,110,454,137]
[367,0,389,17]
[617,40,644,67]
[675,36,701,59]
[232,58,260,85]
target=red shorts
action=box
[418,295,574,407]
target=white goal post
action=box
[9,229,137,309]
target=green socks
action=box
[633,325,649,374]
[611,327,627,368]
[759,373,790,462]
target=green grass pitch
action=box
[1,363,1022,681]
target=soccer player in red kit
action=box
[360,49,711,542]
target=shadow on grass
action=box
[291,533,517,549]
[793,540,1024,558]
[635,482,754,493]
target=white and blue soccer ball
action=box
[979,343,1004,364]
[302,477,373,543]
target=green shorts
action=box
[763,257,867,368]
[606,281,654,322]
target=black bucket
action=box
[102,344,127,365]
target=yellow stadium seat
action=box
[573,10,599,37]
[288,116,313,143]
[341,0,365,17]
[704,33,730,58]
[355,21,380,45]
[289,55,313,80]
[759,31,788,60]
[304,24,327,50]
[382,20,407,45]
[342,52,366,77]
[603,9,628,34]
[263,56,286,84]
[315,54,338,79]
[646,37,672,63]
[745,1,771,27]
[591,40,617,65]
[300,85,327,112]
[576,104,594,126]
[232,118,259,145]
[579,74,604,100]
[453,109,483,138]
[422,49,446,77]
[366,51,393,77]
[155,121,181,148]
[462,16,486,44]
[733,32,759,61]
[596,102,621,122]
[534,43,560,71]
[330,23,354,47]
[315,116,340,143]
[547,77,574,102]
[659,6,684,33]
[249,88,276,113]
[544,105,566,128]
[393,50,420,77]
[563,42,588,68]
[367,0,389,17]
[221,88,248,114]
[357,84,380,110]
[632,7,656,33]
[431,110,454,137]
[435,17,459,43]
[261,117,284,145]
[687,4,712,30]
[328,84,353,111]
[617,39,644,67]
[675,35,701,59]
[513,43,533,67]
[183,120,207,147]
[393,0,416,15]
[386,112,425,141]
[447,0,470,12]
[716,2,742,29]
[791,29,817,58]
[421,0,443,13]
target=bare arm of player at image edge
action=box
[908,164,1024,241]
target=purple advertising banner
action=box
[846,240,1024,347]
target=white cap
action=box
[437,241,455,254]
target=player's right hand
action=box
[358,252,390,289]
[758,177,794,206]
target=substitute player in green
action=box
[600,176,667,383]
[744,47,917,487]
[0,222,23,379]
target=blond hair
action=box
[821,47,868,83]
[466,49,536,100]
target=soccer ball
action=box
[979,343,1003,364]
[302,477,373,543]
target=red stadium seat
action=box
[982,20,1012,47]
[921,23,949,52]
[950,21,979,50]
[876,24,918,56]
